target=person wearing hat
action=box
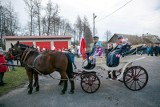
[0,49,8,86]
[88,42,103,69]
[84,36,103,69]
[116,35,123,45]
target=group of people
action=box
[145,44,160,56]
[83,35,131,69]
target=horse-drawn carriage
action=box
[73,44,148,93]
[3,42,148,94]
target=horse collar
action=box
[22,48,32,63]
[32,54,42,68]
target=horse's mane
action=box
[18,43,33,49]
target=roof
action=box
[142,35,160,44]
[3,36,72,40]
[108,33,146,45]
[108,33,138,41]
[114,33,137,38]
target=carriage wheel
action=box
[123,66,148,91]
[81,73,100,93]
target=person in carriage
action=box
[88,42,104,69]
[84,36,103,69]
[107,36,130,67]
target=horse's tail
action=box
[65,53,73,78]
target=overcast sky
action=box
[2,0,160,40]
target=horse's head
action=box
[10,41,31,57]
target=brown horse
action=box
[11,41,75,95]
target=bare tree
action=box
[24,0,34,36]
[0,1,19,48]
[0,2,19,36]
[45,0,59,35]
[82,16,92,46]
[33,0,42,36]
[75,16,83,42]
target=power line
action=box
[97,0,134,22]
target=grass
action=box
[0,67,28,96]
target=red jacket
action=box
[0,54,8,72]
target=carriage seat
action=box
[96,55,130,66]
[96,56,106,65]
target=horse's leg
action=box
[33,74,36,87]
[60,73,68,95]
[58,77,63,86]
[34,73,39,92]
[27,71,33,94]
[69,79,75,94]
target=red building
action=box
[3,36,72,51]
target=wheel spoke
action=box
[131,69,134,76]
[126,78,134,84]
[136,69,142,76]
[86,85,90,91]
[90,86,93,92]
[138,78,146,79]
[126,74,132,78]
[136,81,142,88]
[129,80,135,88]
[138,80,145,84]
[134,68,137,76]
[134,80,136,90]
[137,73,146,77]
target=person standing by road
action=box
[150,44,154,56]
[146,44,151,56]
[0,49,8,86]
[153,44,159,56]
[68,46,77,69]
[6,48,15,71]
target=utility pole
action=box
[93,13,97,37]
[73,28,76,46]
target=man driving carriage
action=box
[84,36,103,69]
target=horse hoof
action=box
[35,88,39,92]
[58,83,62,86]
[35,86,39,92]
[60,91,65,95]
[69,91,74,94]
[28,91,32,95]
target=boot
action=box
[84,62,91,69]
[89,64,95,69]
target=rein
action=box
[21,48,29,62]
[22,48,32,63]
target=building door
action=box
[54,41,68,51]
[36,41,51,50]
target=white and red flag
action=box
[80,34,86,60]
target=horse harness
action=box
[20,48,43,74]
[18,48,72,80]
